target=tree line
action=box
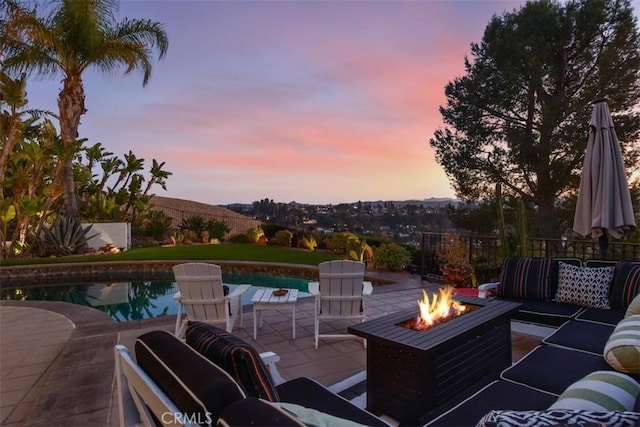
[1,0,170,258]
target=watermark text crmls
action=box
[161,412,213,425]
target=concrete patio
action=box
[0,273,542,426]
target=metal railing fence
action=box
[420,232,640,281]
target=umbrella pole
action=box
[598,234,609,259]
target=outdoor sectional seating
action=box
[478,257,639,327]
[115,321,391,427]
[114,257,640,426]
[422,256,640,426]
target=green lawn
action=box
[0,244,341,266]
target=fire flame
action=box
[416,287,466,329]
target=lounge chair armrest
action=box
[477,282,500,298]
[308,282,320,296]
[260,351,280,364]
[225,284,251,299]
[363,281,373,296]
[260,351,285,385]
[173,291,181,301]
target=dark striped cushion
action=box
[610,262,640,309]
[135,330,245,422]
[186,321,280,402]
[498,257,554,301]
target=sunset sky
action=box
[24,0,543,205]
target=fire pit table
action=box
[348,296,520,424]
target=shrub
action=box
[374,243,411,272]
[348,239,374,263]
[327,232,359,256]
[179,215,208,236]
[229,233,252,244]
[473,258,503,284]
[271,229,293,247]
[143,209,173,241]
[356,235,392,248]
[262,223,288,238]
[207,219,230,241]
[183,230,198,242]
[246,227,266,244]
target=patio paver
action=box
[0,273,542,426]
[0,306,74,426]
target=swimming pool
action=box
[1,273,311,322]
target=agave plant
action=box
[37,216,96,256]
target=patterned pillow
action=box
[554,262,615,308]
[610,262,640,309]
[186,321,280,401]
[548,370,640,411]
[604,315,640,374]
[498,257,553,301]
[476,409,640,427]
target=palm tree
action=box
[1,0,169,219]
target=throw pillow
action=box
[476,409,640,427]
[186,321,280,402]
[626,294,640,317]
[548,370,640,411]
[609,262,640,309]
[554,262,615,308]
[498,257,553,301]
[603,315,640,374]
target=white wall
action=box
[83,222,131,251]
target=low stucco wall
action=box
[0,261,325,287]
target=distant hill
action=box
[150,196,261,235]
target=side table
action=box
[251,288,299,341]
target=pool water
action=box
[2,273,311,323]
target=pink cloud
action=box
[38,1,530,204]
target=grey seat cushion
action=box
[501,345,614,395]
[543,320,615,355]
[575,307,626,325]
[423,380,557,427]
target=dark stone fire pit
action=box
[348,296,520,424]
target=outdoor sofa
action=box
[115,321,391,427]
[422,256,640,426]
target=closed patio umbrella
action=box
[573,99,636,258]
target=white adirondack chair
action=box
[172,263,250,338]
[114,344,285,427]
[114,344,196,427]
[308,260,372,349]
